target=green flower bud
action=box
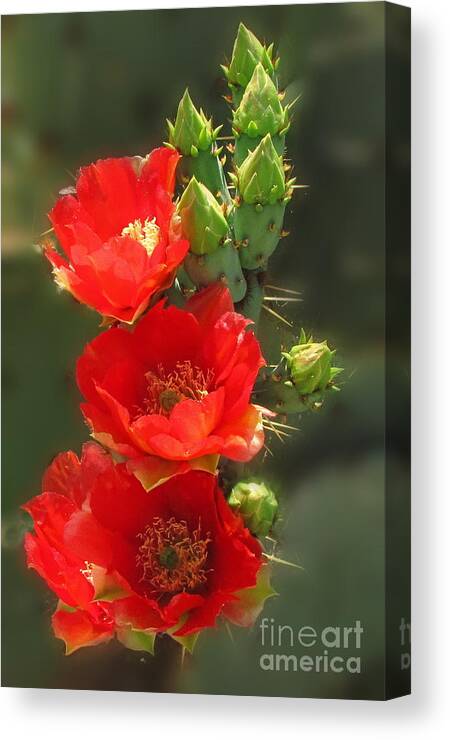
[223,23,275,90]
[177,177,228,255]
[229,480,278,537]
[259,331,342,414]
[168,90,213,156]
[285,338,333,395]
[236,134,286,205]
[233,64,289,139]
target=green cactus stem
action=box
[234,201,286,270]
[222,23,276,107]
[235,270,265,324]
[183,242,246,303]
[180,149,231,207]
[230,135,294,270]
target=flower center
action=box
[136,517,210,594]
[121,217,160,256]
[143,361,214,416]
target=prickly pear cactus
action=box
[167,23,344,546]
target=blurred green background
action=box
[2,3,410,698]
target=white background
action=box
[1,0,449,737]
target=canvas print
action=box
[2,2,411,700]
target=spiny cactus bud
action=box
[234,134,286,206]
[222,23,275,104]
[222,23,277,106]
[168,89,217,157]
[231,136,293,270]
[260,331,342,414]
[229,480,278,537]
[177,177,228,255]
[284,337,334,395]
[233,63,289,140]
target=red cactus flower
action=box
[45,147,189,323]
[23,443,272,653]
[76,284,266,489]
[23,444,116,654]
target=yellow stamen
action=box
[143,361,214,416]
[121,217,160,256]
[136,517,210,594]
[80,561,94,583]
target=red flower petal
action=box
[113,596,166,632]
[140,146,180,197]
[126,456,191,491]
[63,510,115,568]
[186,283,233,333]
[41,450,82,504]
[76,158,138,241]
[133,300,201,371]
[23,492,77,553]
[76,327,136,404]
[173,592,234,636]
[52,603,114,655]
[216,405,264,462]
[24,533,93,608]
[89,462,156,539]
[169,389,225,444]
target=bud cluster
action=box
[168,24,299,303]
[222,26,297,279]
[168,90,246,301]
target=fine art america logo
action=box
[258,618,364,674]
